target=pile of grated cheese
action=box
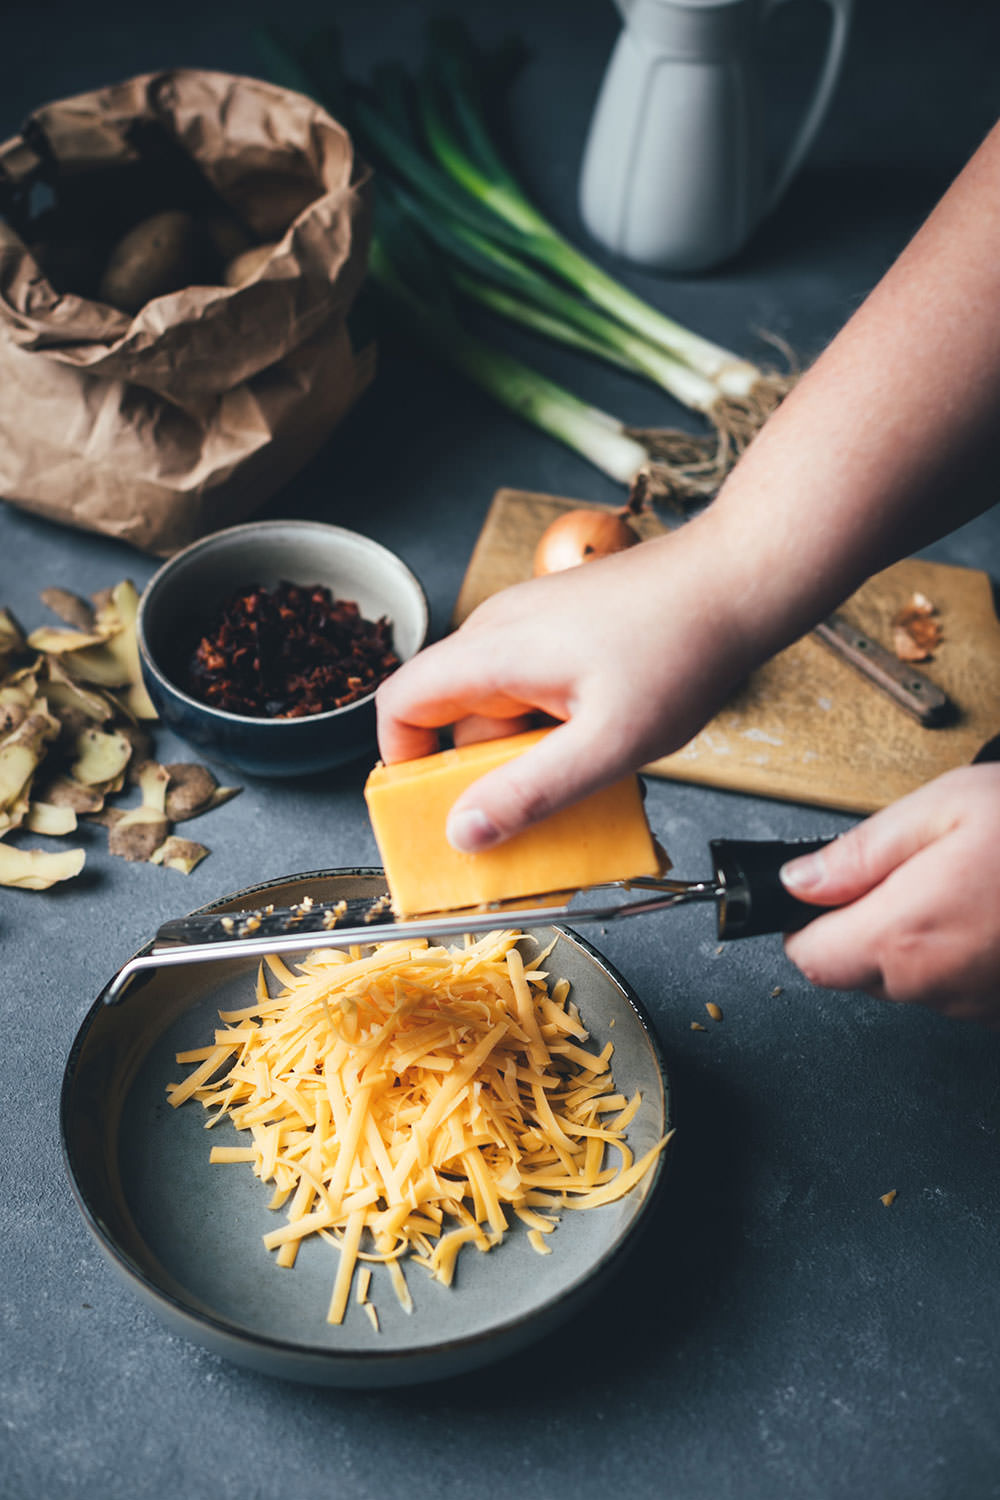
[168,929,671,1329]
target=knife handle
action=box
[812,614,952,727]
[711,836,838,940]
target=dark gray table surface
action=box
[2,3,998,1497]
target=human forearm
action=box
[694,120,1000,666]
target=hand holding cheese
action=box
[365,728,664,915]
[376,522,748,855]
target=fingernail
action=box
[447,807,502,853]
[780,851,826,893]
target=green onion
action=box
[388,186,721,412]
[449,269,650,376]
[367,190,713,496]
[369,239,651,487]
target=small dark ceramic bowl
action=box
[137,521,429,777]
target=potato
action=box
[98,210,212,314]
[224,243,278,286]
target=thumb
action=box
[780,784,951,907]
[445,718,628,853]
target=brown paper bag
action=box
[0,70,373,555]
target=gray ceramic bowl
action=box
[137,521,429,777]
[61,868,671,1388]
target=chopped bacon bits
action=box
[892,592,942,662]
[185,582,400,719]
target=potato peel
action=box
[40,658,116,728]
[32,580,156,720]
[0,610,26,674]
[150,835,209,874]
[39,588,96,632]
[107,761,171,861]
[0,696,61,835]
[92,581,157,720]
[164,763,241,822]
[26,801,78,836]
[59,642,132,688]
[0,841,85,890]
[70,726,133,788]
[109,813,171,862]
[892,592,942,662]
[35,773,106,814]
[0,745,40,827]
[0,676,46,737]
[26,625,108,655]
[111,581,158,721]
[0,580,242,889]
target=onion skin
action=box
[533,509,641,576]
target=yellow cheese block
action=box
[364,728,664,915]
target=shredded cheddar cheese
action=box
[168,930,671,1329]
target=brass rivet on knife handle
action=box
[812,613,953,727]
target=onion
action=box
[533,508,641,576]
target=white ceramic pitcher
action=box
[578,0,854,272]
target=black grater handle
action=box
[711,836,838,940]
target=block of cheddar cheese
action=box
[364,728,664,915]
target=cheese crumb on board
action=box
[880,1189,898,1207]
[364,728,665,915]
[168,929,671,1328]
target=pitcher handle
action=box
[762,0,854,214]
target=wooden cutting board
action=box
[452,488,1000,815]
